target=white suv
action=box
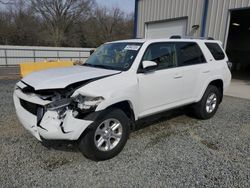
[14,38,231,160]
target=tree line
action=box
[0,0,134,47]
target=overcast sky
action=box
[96,0,135,14]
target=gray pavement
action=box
[225,79,250,100]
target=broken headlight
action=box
[45,98,71,119]
[46,98,71,111]
[44,95,104,119]
[72,95,104,117]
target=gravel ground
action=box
[0,79,249,187]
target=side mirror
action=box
[90,49,95,55]
[142,60,157,72]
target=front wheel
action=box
[78,108,130,161]
[192,85,220,119]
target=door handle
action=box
[174,74,182,79]
[202,70,210,73]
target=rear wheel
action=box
[79,108,130,161]
[192,85,220,119]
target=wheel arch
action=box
[208,79,223,103]
[106,101,135,121]
[197,77,224,103]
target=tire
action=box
[192,85,220,120]
[78,108,130,161]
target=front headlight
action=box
[44,95,104,119]
[73,95,104,110]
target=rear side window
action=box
[177,42,206,66]
[205,42,225,60]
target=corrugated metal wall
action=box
[136,0,205,38]
[206,0,250,44]
[137,0,250,45]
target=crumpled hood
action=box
[22,65,120,90]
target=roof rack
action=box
[170,35,214,40]
[170,35,182,39]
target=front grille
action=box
[20,99,39,115]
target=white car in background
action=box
[13,37,231,161]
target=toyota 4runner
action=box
[14,37,231,160]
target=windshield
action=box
[84,42,143,71]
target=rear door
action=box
[175,42,209,100]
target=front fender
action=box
[96,96,139,120]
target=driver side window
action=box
[142,43,178,70]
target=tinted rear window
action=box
[205,43,225,60]
[178,42,206,66]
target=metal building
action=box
[134,0,250,78]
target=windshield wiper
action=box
[83,63,120,70]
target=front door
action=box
[137,42,183,117]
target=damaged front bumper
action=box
[13,89,97,141]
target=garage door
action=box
[145,19,187,39]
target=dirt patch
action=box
[241,124,250,136]
[200,140,219,150]
[189,130,219,151]
[145,128,177,148]
[42,157,71,171]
